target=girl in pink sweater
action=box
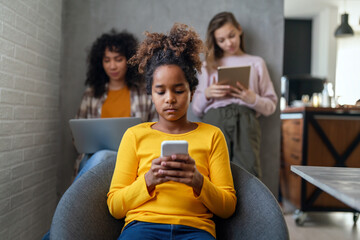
[192,12,278,178]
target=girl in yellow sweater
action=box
[107,23,236,240]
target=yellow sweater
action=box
[107,122,237,238]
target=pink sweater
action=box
[192,54,278,117]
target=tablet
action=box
[69,117,142,154]
[217,65,251,89]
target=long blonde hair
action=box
[205,12,245,72]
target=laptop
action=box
[69,117,142,154]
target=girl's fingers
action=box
[213,84,231,90]
[212,92,227,97]
[236,81,247,90]
[153,156,174,166]
[214,88,230,93]
[207,84,231,99]
[159,169,188,177]
[170,154,195,163]
[160,155,195,170]
[162,161,189,171]
[212,88,231,97]
[229,86,241,94]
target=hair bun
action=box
[129,23,203,74]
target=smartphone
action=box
[161,140,188,157]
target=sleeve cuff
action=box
[248,94,259,108]
[141,174,156,198]
[194,176,210,200]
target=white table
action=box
[291,165,360,212]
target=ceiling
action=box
[285,0,360,30]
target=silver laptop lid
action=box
[69,117,142,154]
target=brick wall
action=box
[0,0,62,239]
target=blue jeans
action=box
[75,149,117,181]
[42,149,117,240]
[119,221,215,240]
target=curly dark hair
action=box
[85,29,142,98]
[129,23,203,94]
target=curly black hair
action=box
[85,29,142,98]
[129,23,203,95]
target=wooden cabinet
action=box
[280,107,360,212]
[281,117,303,208]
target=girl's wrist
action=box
[205,88,211,100]
[145,172,155,194]
[193,172,204,196]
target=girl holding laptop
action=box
[73,30,158,178]
[42,30,156,240]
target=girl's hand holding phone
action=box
[145,154,204,196]
[162,154,203,195]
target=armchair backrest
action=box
[50,157,122,239]
[50,158,289,239]
[214,163,289,239]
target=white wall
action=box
[311,7,338,85]
[335,0,360,105]
[286,0,360,105]
[0,1,62,239]
[335,34,360,105]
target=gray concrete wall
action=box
[59,0,283,198]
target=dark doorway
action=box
[283,19,312,75]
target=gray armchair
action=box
[50,157,289,239]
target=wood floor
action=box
[282,200,359,240]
